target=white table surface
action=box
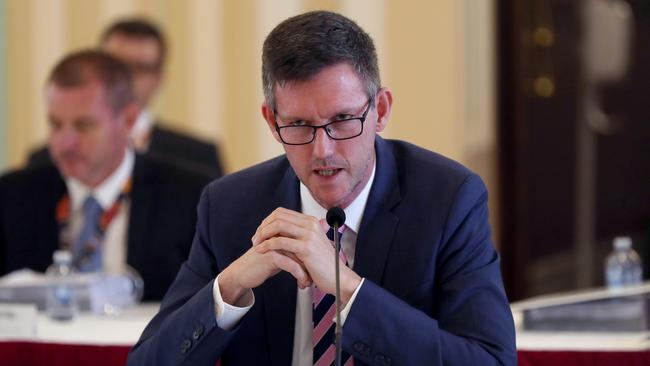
[513,283,650,352]
[5,297,650,351]
[3,303,159,346]
[514,310,650,351]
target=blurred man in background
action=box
[29,18,224,176]
[1,50,213,301]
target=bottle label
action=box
[54,286,74,305]
[47,284,77,321]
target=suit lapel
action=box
[41,169,67,266]
[126,155,153,269]
[260,165,301,366]
[148,125,164,153]
[354,137,401,285]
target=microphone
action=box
[326,207,346,366]
[326,206,346,228]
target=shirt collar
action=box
[300,160,376,234]
[65,148,135,211]
[130,108,154,140]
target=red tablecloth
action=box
[2,341,650,366]
[0,342,130,366]
[518,350,650,366]
[0,342,223,366]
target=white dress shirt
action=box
[213,162,376,366]
[64,148,134,274]
[130,109,154,152]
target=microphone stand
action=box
[333,223,343,366]
[326,206,346,366]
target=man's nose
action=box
[312,127,335,158]
[57,129,79,151]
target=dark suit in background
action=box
[149,125,223,177]
[27,124,224,177]
[0,154,214,301]
[127,138,516,365]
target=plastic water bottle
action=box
[46,250,78,321]
[605,236,643,288]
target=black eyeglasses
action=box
[274,99,372,145]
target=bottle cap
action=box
[53,250,73,263]
[613,236,632,250]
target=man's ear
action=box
[121,102,140,132]
[261,102,282,144]
[151,71,163,94]
[374,87,393,133]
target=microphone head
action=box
[326,207,346,228]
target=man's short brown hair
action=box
[47,49,134,114]
[262,11,380,109]
[100,17,166,70]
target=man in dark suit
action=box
[128,11,515,365]
[28,18,224,176]
[0,50,214,301]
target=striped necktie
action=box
[72,195,104,272]
[313,225,354,366]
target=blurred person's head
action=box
[100,18,166,106]
[260,11,392,209]
[46,50,139,188]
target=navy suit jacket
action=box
[27,124,224,177]
[128,137,516,365]
[0,154,214,301]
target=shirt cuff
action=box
[340,278,365,325]
[213,272,255,330]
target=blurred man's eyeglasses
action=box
[274,99,372,145]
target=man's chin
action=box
[55,163,84,180]
[305,174,354,207]
[310,189,350,209]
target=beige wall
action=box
[1,0,498,241]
